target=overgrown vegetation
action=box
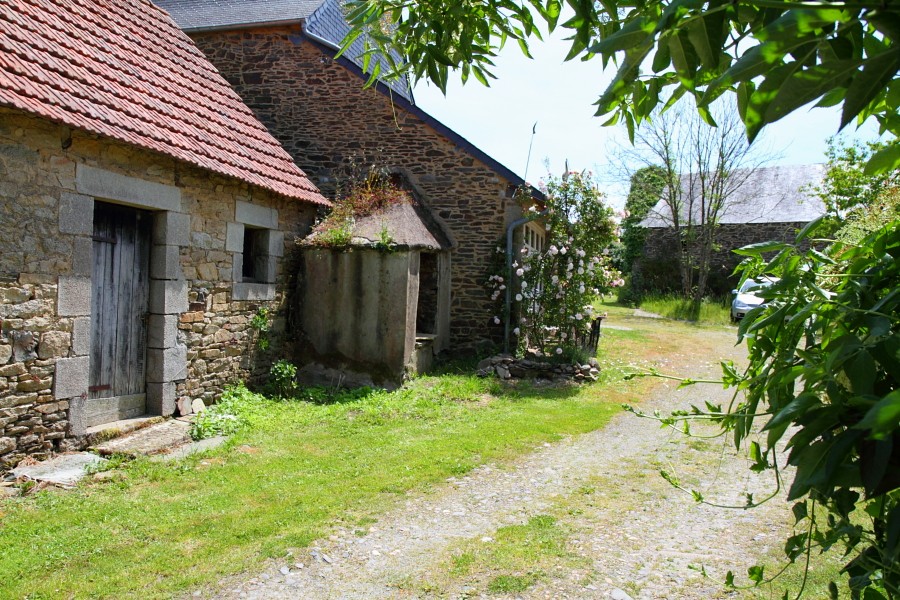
[309,165,410,248]
[615,165,666,305]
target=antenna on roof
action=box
[523,122,537,186]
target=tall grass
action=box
[638,293,732,326]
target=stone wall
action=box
[636,222,807,295]
[190,27,523,351]
[0,108,316,469]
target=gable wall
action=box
[190,27,519,351]
[0,108,315,468]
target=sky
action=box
[412,31,883,209]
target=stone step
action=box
[91,419,191,457]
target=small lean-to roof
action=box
[640,164,826,228]
[0,0,328,205]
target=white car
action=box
[731,277,778,321]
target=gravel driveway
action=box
[211,322,799,599]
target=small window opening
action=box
[242,227,266,282]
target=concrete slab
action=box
[11,452,107,487]
[149,436,226,462]
[92,419,191,456]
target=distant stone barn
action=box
[155,0,547,354]
[635,164,827,294]
[0,0,328,468]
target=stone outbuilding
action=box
[635,164,826,294]
[0,0,328,468]
[155,0,547,354]
[296,193,454,386]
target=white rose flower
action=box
[515,293,523,301]
[516,268,524,277]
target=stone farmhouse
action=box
[636,164,827,294]
[0,0,329,468]
[155,0,547,354]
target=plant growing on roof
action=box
[489,170,621,358]
[310,163,411,248]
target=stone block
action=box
[72,236,93,277]
[225,222,244,252]
[146,345,187,383]
[67,394,87,437]
[0,344,10,364]
[58,192,93,236]
[235,200,277,229]
[38,331,70,359]
[72,317,90,356]
[0,437,14,454]
[149,245,183,280]
[232,253,243,282]
[54,355,89,400]
[57,276,91,316]
[232,282,275,301]
[152,211,190,247]
[147,314,178,349]
[149,279,188,315]
[266,229,285,258]
[146,382,176,416]
[76,164,182,212]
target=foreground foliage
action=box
[345,1,900,173]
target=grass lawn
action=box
[0,323,680,599]
[627,293,732,326]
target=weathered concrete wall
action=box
[636,222,807,294]
[191,27,522,351]
[296,248,418,381]
[0,107,316,468]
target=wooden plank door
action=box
[88,202,151,427]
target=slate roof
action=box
[0,0,328,204]
[640,164,826,228]
[154,0,323,31]
[155,0,412,99]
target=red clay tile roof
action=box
[0,0,328,205]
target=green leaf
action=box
[840,48,900,130]
[864,143,900,175]
[748,565,764,585]
[725,570,735,588]
[764,393,818,432]
[733,240,787,256]
[589,18,654,55]
[792,500,809,523]
[855,389,900,439]
[765,60,862,125]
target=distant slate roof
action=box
[155,0,412,99]
[0,0,328,205]
[640,164,826,228]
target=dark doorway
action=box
[416,252,438,335]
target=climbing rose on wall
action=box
[489,170,621,358]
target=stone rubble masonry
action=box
[0,107,316,469]
[191,26,525,351]
[636,222,808,295]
